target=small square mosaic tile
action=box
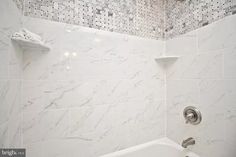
[12,0,24,13]
[12,0,236,39]
[165,0,236,39]
[23,0,165,39]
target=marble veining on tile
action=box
[19,16,166,157]
[166,14,236,157]
[2,1,236,157]
[0,0,23,149]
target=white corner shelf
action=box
[155,56,179,67]
[11,29,50,52]
[155,56,179,62]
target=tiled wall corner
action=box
[166,14,236,157]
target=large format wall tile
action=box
[198,15,236,52]
[224,81,236,157]
[166,14,236,157]
[0,123,8,147]
[167,80,200,142]
[0,78,21,149]
[2,1,236,157]
[21,17,166,156]
[8,114,22,147]
[167,79,229,157]
[166,31,198,56]
[23,109,69,144]
[167,51,223,79]
[0,47,8,79]
[0,0,23,148]
[22,17,165,81]
[224,46,236,79]
[0,81,11,125]
[197,80,226,157]
[0,0,23,80]
[41,139,92,157]
[22,78,164,112]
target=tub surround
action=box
[0,1,236,157]
[21,17,166,157]
[2,2,167,156]
[166,14,236,157]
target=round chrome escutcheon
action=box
[183,106,202,125]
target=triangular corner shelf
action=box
[11,29,50,52]
[155,56,179,67]
[155,56,179,62]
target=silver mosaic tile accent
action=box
[23,0,165,39]
[12,0,24,12]
[12,0,236,39]
[165,0,236,39]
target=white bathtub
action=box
[100,138,199,157]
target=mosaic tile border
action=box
[13,0,24,13]
[165,0,236,39]
[12,0,236,39]
[23,0,165,40]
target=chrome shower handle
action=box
[185,112,195,124]
[183,106,202,125]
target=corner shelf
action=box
[11,29,50,52]
[155,56,179,62]
[155,56,179,67]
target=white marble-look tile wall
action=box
[0,0,23,148]
[166,14,236,157]
[2,1,235,157]
[21,17,166,157]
